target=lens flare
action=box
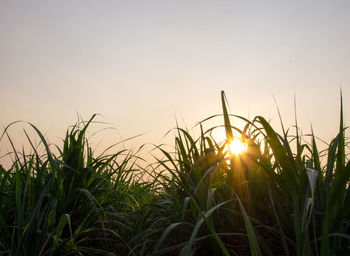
[228,138,247,155]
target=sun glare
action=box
[228,139,247,155]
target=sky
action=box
[1,1,350,165]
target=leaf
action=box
[236,194,262,256]
[221,91,233,142]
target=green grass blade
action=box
[236,193,262,256]
[221,91,233,142]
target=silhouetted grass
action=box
[0,91,348,255]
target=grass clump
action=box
[150,91,350,255]
[0,91,349,255]
[0,115,156,255]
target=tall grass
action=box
[151,91,349,255]
[0,115,157,255]
[0,91,349,255]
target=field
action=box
[0,91,349,256]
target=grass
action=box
[0,91,349,255]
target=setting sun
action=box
[228,138,247,155]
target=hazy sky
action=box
[1,1,349,162]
